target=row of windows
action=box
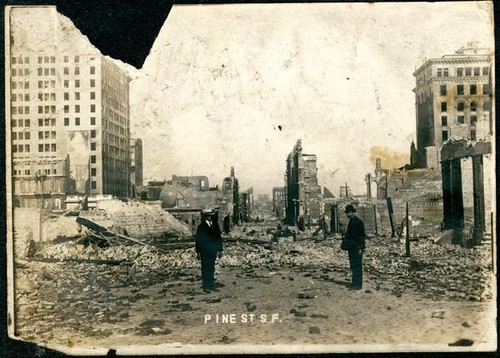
[64,91,96,100]
[63,79,96,88]
[442,129,477,141]
[11,69,30,76]
[38,93,56,101]
[38,80,56,89]
[11,81,29,89]
[12,145,30,153]
[38,131,57,140]
[441,115,478,126]
[11,119,30,127]
[38,143,57,153]
[11,106,30,115]
[437,66,489,77]
[37,68,56,76]
[12,131,30,140]
[440,101,490,112]
[62,67,96,75]
[38,105,57,114]
[38,118,56,127]
[63,104,97,113]
[11,94,30,102]
[11,57,30,65]
[12,168,59,176]
[440,84,491,96]
[63,116,96,126]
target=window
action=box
[457,102,465,111]
[440,85,447,96]
[90,66,95,75]
[64,117,69,126]
[442,130,449,141]
[91,168,97,176]
[50,68,55,76]
[456,68,463,77]
[50,56,55,63]
[64,105,69,113]
[91,181,97,190]
[91,130,96,138]
[24,81,29,89]
[465,67,472,76]
[25,119,30,127]
[44,144,50,152]
[38,57,43,64]
[51,144,56,152]
[441,116,448,126]
[51,118,55,126]
[50,106,55,114]
[457,84,464,95]
[90,117,96,125]
[483,100,490,111]
[44,68,49,76]
[37,68,42,76]
[64,67,69,75]
[90,79,95,87]
[12,132,17,140]
[75,79,80,88]
[483,84,491,95]
[64,56,69,63]
[90,92,95,100]
[38,144,43,152]
[12,145,17,153]
[457,115,465,124]
[25,132,30,140]
[38,118,43,127]
[471,115,477,124]
[38,106,43,114]
[75,67,80,75]
[51,131,56,139]
[74,56,79,63]
[24,145,30,153]
[443,68,449,77]
[474,67,480,76]
[482,67,490,76]
[437,68,442,77]
[75,105,80,113]
[470,130,476,140]
[75,117,80,126]
[91,142,96,151]
[11,57,16,64]
[75,92,80,100]
[470,102,477,112]
[90,155,96,164]
[470,84,477,95]
[64,80,69,88]
[90,104,96,113]
[441,102,447,112]
[64,92,69,101]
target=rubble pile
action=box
[364,236,493,301]
[80,199,192,240]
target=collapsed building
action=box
[284,140,322,227]
[158,168,241,233]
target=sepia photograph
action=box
[4,1,497,355]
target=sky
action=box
[128,2,494,196]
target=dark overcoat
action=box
[195,220,223,255]
[344,215,366,251]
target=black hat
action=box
[344,204,356,213]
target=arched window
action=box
[483,100,490,111]
[470,101,478,112]
[456,101,465,112]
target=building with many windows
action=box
[413,42,493,169]
[6,6,132,207]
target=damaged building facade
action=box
[413,42,492,169]
[6,6,138,209]
[159,168,241,233]
[285,140,322,226]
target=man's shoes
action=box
[203,288,212,294]
[348,286,362,291]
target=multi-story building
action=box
[413,42,493,169]
[285,139,322,226]
[129,138,143,197]
[6,6,132,207]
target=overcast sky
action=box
[128,2,493,196]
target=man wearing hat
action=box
[195,208,223,293]
[343,204,366,290]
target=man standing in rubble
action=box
[195,208,223,293]
[343,204,366,290]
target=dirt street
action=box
[13,233,496,354]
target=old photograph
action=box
[4,1,497,355]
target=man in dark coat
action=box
[343,204,366,290]
[195,208,223,293]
